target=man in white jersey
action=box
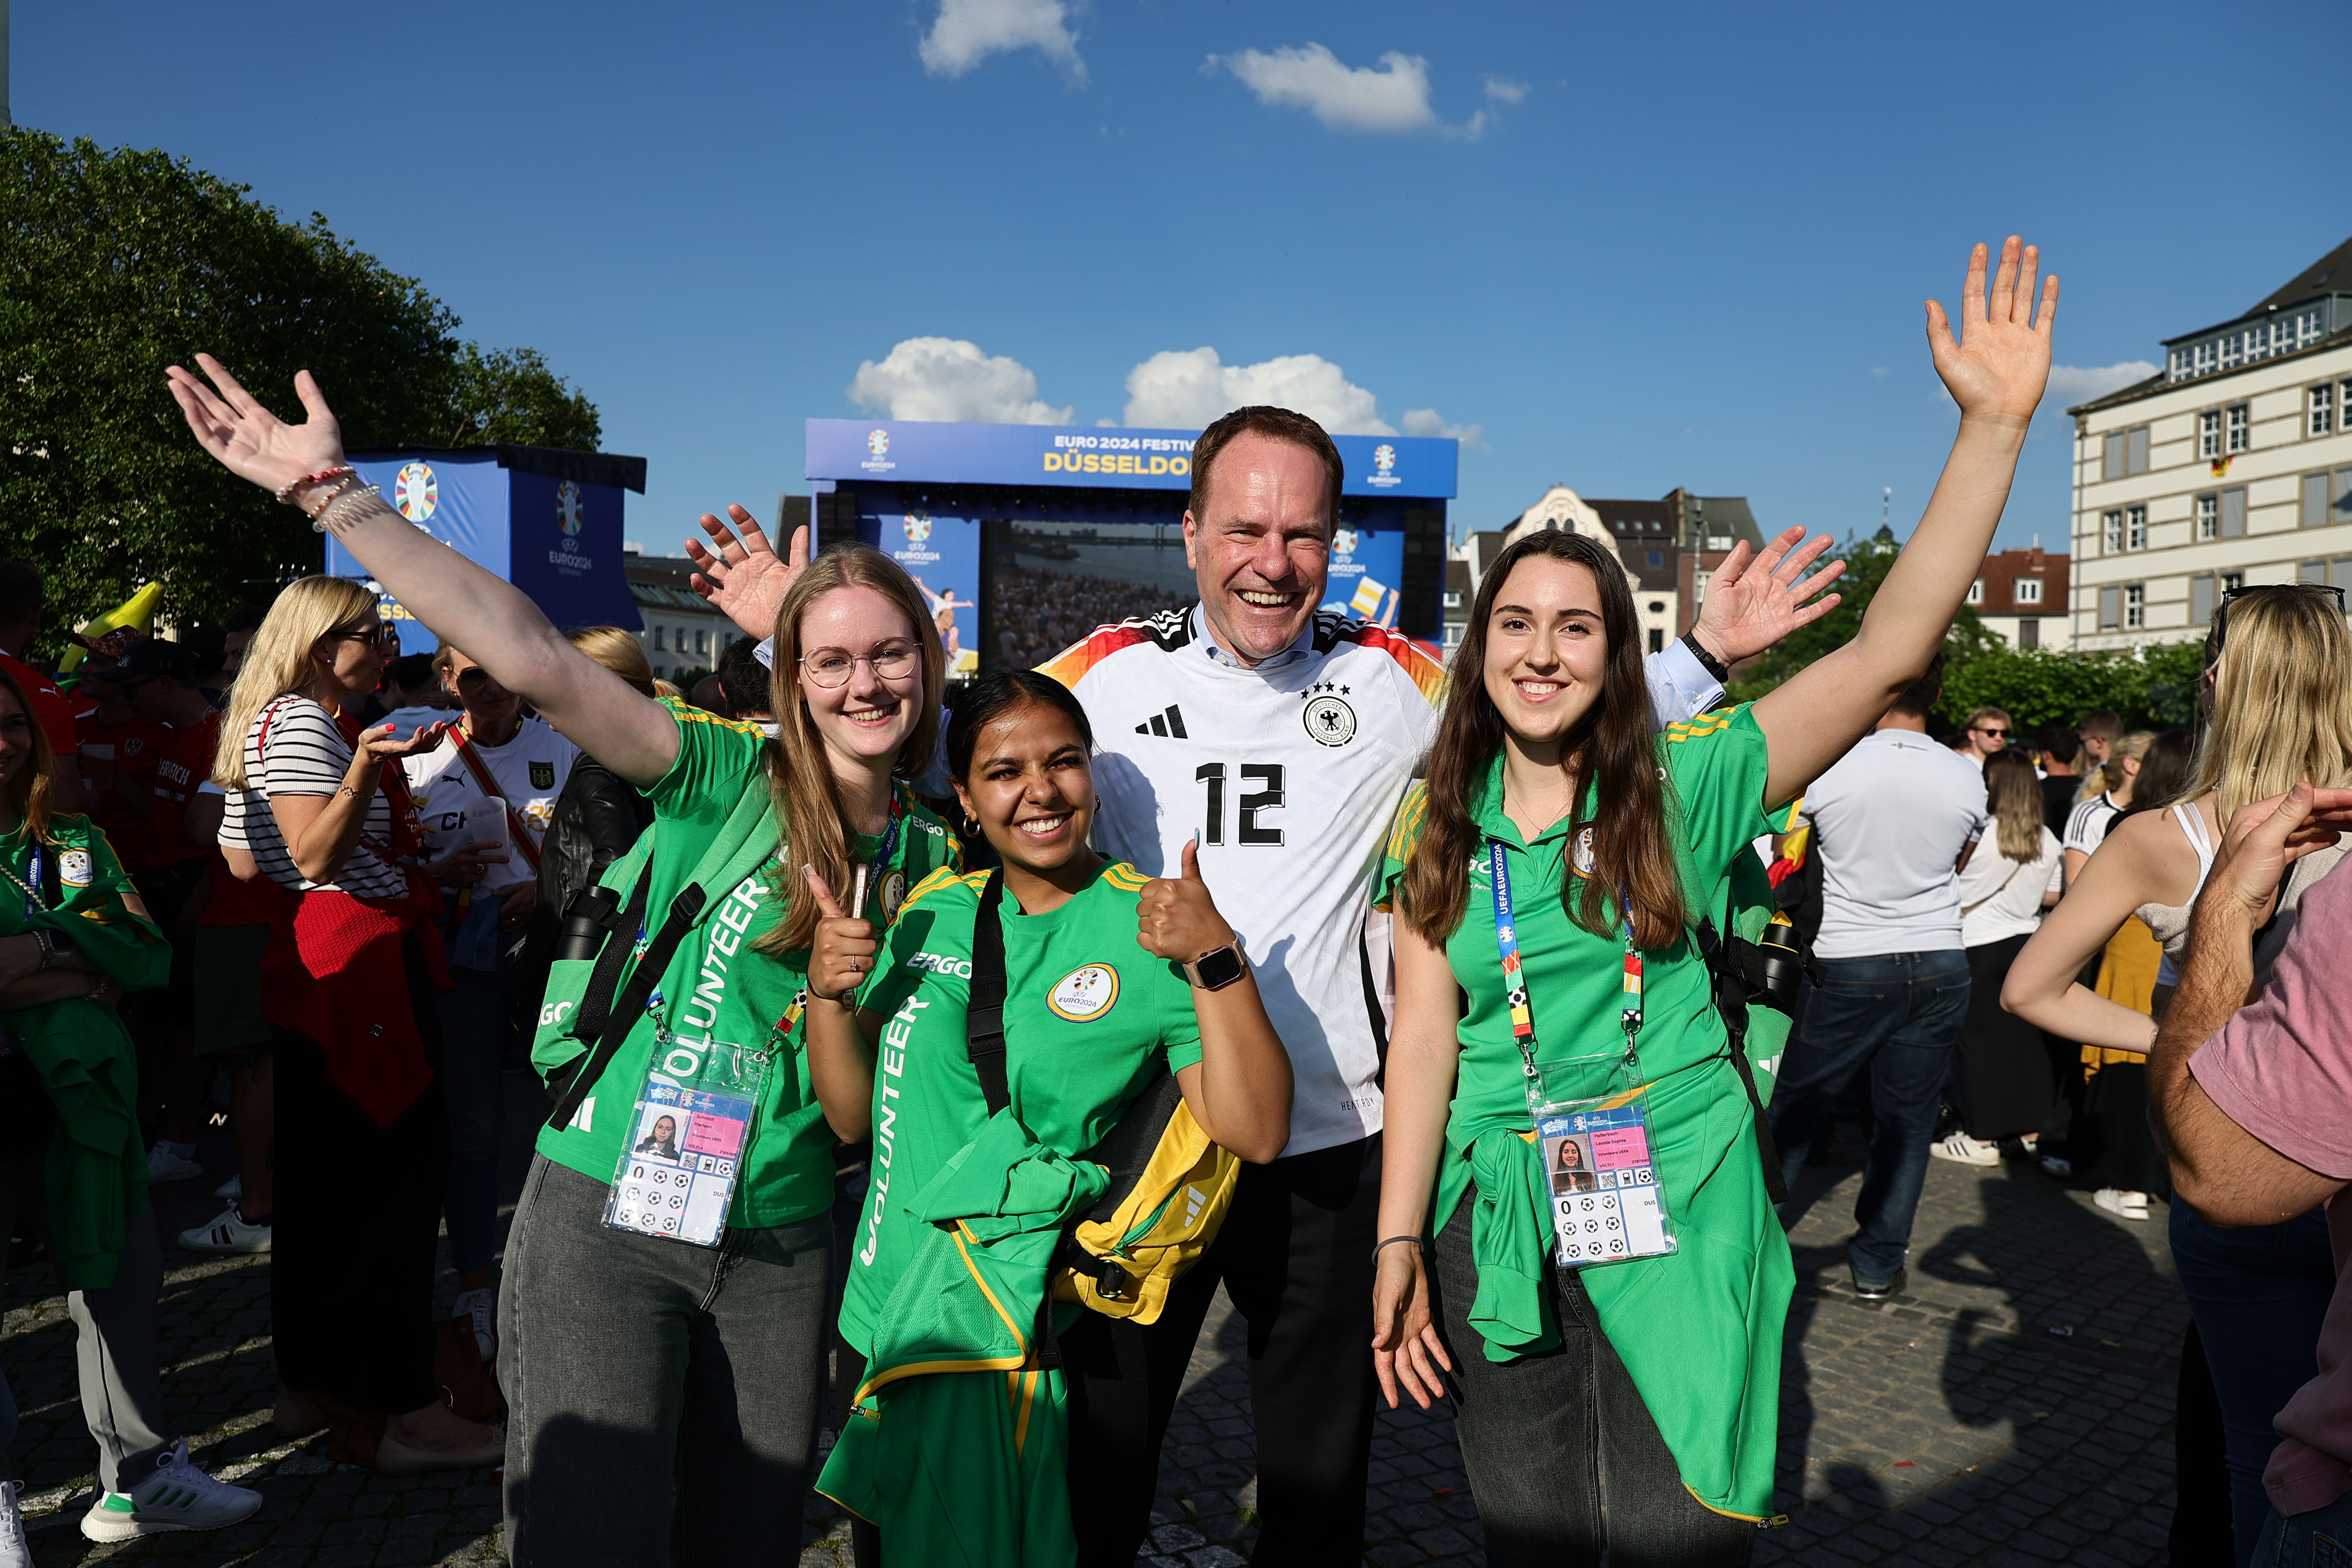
[681,424,1842,1564]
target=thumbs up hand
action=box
[805,868,877,1005]
[1137,840,1237,962]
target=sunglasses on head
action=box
[2209,583,2348,662]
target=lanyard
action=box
[2,844,46,919]
[1488,835,1643,1120]
[853,794,906,920]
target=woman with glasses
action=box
[397,644,580,1362]
[211,576,507,1474]
[2004,585,2352,1565]
[165,356,964,1564]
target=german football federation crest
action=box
[530,761,556,789]
[1303,686,1358,747]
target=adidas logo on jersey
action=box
[1133,704,1189,738]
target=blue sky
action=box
[18,0,2345,556]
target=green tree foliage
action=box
[0,130,601,660]
[1728,529,2205,738]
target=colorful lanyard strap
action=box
[864,794,905,917]
[1488,835,1643,1120]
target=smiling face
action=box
[1183,429,1332,666]
[795,586,925,775]
[1481,556,1611,751]
[311,616,386,697]
[952,697,1097,879]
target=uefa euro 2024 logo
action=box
[1372,444,1397,475]
[394,462,437,524]
[902,513,932,545]
[868,429,891,457]
[1332,529,1359,559]
[556,480,584,537]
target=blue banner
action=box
[862,508,984,678]
[332,454,510,654]
[507,468,641,634]
[1323,522,1408,626]
[808,419,1457,500]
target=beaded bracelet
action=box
[311,482,385,535]
[274,465,356,505]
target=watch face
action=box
[1193,945,1245,991]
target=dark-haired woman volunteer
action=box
[801,669,1292,1567]
[1371,238,2059,1564]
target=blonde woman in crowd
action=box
[1931,748,2063,1167]
[2005,586,2352,1564]
[2059,729,2153,888]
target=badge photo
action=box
[59,849,94,889]
[1048,963,1120,1022]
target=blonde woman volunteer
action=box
[166,356,963,1566]
[1372,239,2058,1564]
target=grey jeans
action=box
[1432,1186,1756,1568]
[498,1155,833,1567]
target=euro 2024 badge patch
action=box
[1571,826,1597,879]
[60,849,95,889]
[1049,964,1119,1022]
[879,870,908,923]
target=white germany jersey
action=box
[1042,606,1447,1156]
[402,716,580,895]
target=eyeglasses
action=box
[2209,583,2348,661]
[799,640,918,689]
[1972,726,2009,738]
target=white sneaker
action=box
[79,1440,263,1541]
[214,1173,243,1201]
[0,1478,29,1568]
[1930,1130,2002,1167]
[2094,1187,2151,1221]
[456,1287,497,1362]
[178,1206,270,1255]
[145,1144,203,1185]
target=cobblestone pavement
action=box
[5,1082,2187,1565]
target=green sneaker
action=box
[79,1440,262,1542]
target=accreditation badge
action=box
[603,1028,768,1249]
[1534,1088,1677,1269]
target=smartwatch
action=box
[1679,630,1731,685]
[1183,941,1249,992]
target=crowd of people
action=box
[987,565,1187,673]
[5,233,2352,1568]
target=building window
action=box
[2191,573,2217,628]
[2016,576,2043,605]
[2228,404,2251,454]
[2127,504,2147,551]
[2103,510,2124,554]
[2099,585,2121,631]
[1648,628,1665,653]
[2308,473,2336,529]
[2196,493,2219,541]
[1645,550,1663,568]
[1647,601,1665,614]
[2125,584,2144,630]
[2303,560,2331,585]
[696,629,709,656]
[1694,570,1712,603]
[2019,618,2040,649]
[652,627,665,651]
[2099,426,2149,479]
[1442,590,1461,609]
[2200,409,2222,461]
[2224,570,2244,593]
[1966,578,1985,605]
[2315,383,2338,438]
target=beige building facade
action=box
[2071,237,2352,651]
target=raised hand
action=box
[164,355,347,495]
[1926,237,2058,429]
[1136,841,1237,962]
[804,869,877,1004]
[358,720,450,761]
[2208,784,2352,927]
[1691,526,1847,666]
[686,507,810,641]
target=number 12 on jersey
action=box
[1194,762,1285,846]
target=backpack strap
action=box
[1693,892,1792,1208]
[965,869,1011,1117]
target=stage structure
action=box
[329,445,647,653]
[803,419,1457,677]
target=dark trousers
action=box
[271,940,450,1414]
[1768,950,1970,1285]
[1429,1184,1754,1568]
[1061,1133,1382,1568]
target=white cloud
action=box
[920,0,1084,81]
[1484,77,1529,104]
[848,338,1073,424]
[2045,360,2160,409]
[1402,408,1487,450]
[1122,347,1395,434]
[1212,44,1438,134]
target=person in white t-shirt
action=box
[402,644,579,1360]
[1934,748,2065,1166]
[1767,653,1991,1299]
[2060,729,2153,888]
[677,419,1847,1563]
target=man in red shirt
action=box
[0,559,86,813]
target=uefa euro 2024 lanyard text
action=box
[603,806,904,1248]
[1489,839,1678,1268]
